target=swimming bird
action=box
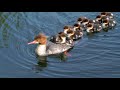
[86,23,94,33]
[73,23,83,40]
[28,33,73,56]
[101,12,114,19]
[77,16,87,25]
[102,18,116,29]
[102,19,109,29]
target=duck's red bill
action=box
[28,40,37,45]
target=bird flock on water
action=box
[28,12,117,56]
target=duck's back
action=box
[46,41,72,55]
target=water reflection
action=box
[0,12,119,77]
[33,49,76,74]
[103,28,109,32]
[56,53,68,62]
[37,53,68,64]
[0,13,10,48]
[37,55,47,67]
[86,33,96,40]
[33,53,68,72]
[32,56,47,72]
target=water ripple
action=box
[0,12,120,77]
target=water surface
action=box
[0,12,120,78]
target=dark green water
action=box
[0,12,120,78]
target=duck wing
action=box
[46,41,72,55]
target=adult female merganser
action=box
[28,33,72,56]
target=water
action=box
[0,12,120,78]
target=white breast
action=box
[35,45,46,56]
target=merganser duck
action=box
[88,19,102,32]
[63,24,83,41]
[49,34,61,44]
[63,25,75,40]
[101,12,107,17]
[73,23,83,39]
[101,12,114,19]
[88,19,96,24]
[101,14,116,28]
[86,22,102,33]
[49,31,67,44]
[95,15,102,23]
[66,29,75,42]
[77,17,88,31]
[86,23,94,33]
[93,24,102,32]
[96,12,115,25]
[82,18,89,25]
[95,15,111,24]
[107,12,114,19]
[81,18,89,30]
[102,19,109,29]
[101,16,109,20]
[63,26,71,34]
[49,31,72,45]
[108,19,116,28]
[102,18,116,29]
[57,32,74,45]
[28,33,72,56]
[73,23,84,31]
[77,16,87,25]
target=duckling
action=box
[101,12,114,19]
[95,15,102,24]
[86,23,94,34]
[102,19,109,29]
[77,16,87,25]
[73,23,83,39]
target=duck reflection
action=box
[33,55,48,72]
[37,53,68,63]
[36,52,69,66]
[34,47,73,72]
[103,28,109,32]
[36,55,47,67]
[54,53,68,62]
